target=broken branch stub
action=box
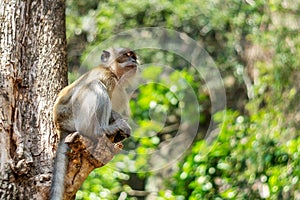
[62,132,124,200]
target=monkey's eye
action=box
[131,54,137,60]
[123,51,137,62]
[125,52,134,57]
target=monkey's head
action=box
[101,47,138,80]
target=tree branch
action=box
[62,132,124,200]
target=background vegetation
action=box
[66,0,300,199]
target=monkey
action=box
[50,47,138,200]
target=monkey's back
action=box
[53,66,118,137]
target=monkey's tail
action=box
[50,139,69,200]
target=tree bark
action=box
[0,0,67,199]
[0,1,126,199]
[62,132,123,200]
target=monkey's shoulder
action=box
[54,66,118,106]
[91,66,118,92]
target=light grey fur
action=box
[50,47,137,200]
[73,81,111,138]
[50,81,120,200]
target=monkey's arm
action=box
[71,80,130,142]
[101,117,131,143]
[110,109,123,122]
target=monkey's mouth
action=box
[126,63,138,69]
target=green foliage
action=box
[76,165,134,200]
[169,108,299,199]
[66,0,300,199]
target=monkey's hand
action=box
[109,110,123,123]
[101,119,131,143]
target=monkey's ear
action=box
[101,50,110,63]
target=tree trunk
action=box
[0,0,67,199]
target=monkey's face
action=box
[101,47,138,80]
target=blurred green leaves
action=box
[66,0,300,199]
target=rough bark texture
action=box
[0,1,126,199]
[63,132,123,200]
[0,0,67,199]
